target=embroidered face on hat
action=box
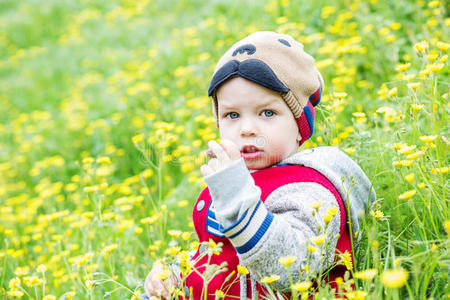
[208,31,324,146]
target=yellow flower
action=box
[237,265,249,275]
[261,274,280,284]
[444,220,450,235]
[37,265,47,272]
[14,267,29,277]
[9,277,21,290]
[397,145,416,154]
[411,104,424,111]
[309,200,322,210]
[310,234,326,246]
[307,245,317,253]
[431,167,449,174]
[83,185,98,193]
[352,112,366,118]
[340,250,353,270]
[437,41,450,51]
[324,206,338,224]
[43,296,56,300]
[7,291,24,298]
[333,92,347,99]
[381,269,409,288]
[278,255,297,267]
[414,40,429,52]
[405,173,415,183]
[406,150,424,160]
[291,280,312,292]
[354,268,377,280]
[440,54,448,63]
[407,82,420,90]
[430,63,444,72]
[215,290,225,299]
[395,63,411,72]
[388,87,398,97]
[419,135,437,143]
[399,190,416,199]
[165,246,181,256]
[102,244,118,255]
[346,290,368,300]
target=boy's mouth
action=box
[240,145,263,159]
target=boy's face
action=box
[216,76,301,170]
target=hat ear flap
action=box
[296,101,315,146]
[309,87,322,107]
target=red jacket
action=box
[184,164,353,299]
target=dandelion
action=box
[399,189,416,199]
[7,291,24,298]
[397,145,416,154]
[411,104,424,111]
[414,40,429,52]
[405,173,415,183]
[310,234,326,246]
[261,274,280,284]
[333,92,347,99]
[237,265,249,275]
[307,245,317,253]
[395,63,411,72]
[354,269,377,280]
[102,244,118,255]
[85,280,96,290]
[431,167,449,174]
[215,290,226,299]
[381,269,409,288]
[437,41,450,51]
[418,182,425,189]
[181,232,191,240]
[83,185,98,193]
[346,290,368,300]
[309,200,322,210]
[291,280,312,292]
[340,250,353,270]
[430,63,444,72]
[388,87,398,97]
[406,150,424,160]
[278,255,297,267]
[407,82,420,90]
[352,112,366,118]
[324,206,338,224]
[440,55,448,63]
[419,135,437,143]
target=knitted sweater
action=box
[184,146,376,299]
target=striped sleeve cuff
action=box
[220,200,274,254]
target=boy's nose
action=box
[240,120,258,137]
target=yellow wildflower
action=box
[395,63,411,72]
[278,255,297,267]
[102,244,118,255]
[381,269,409,288]
[407,82,420,90]
[340,250,353,270]
[310,234,326,246]
[237,265,249,275]
[309,200,322,210]
[437,41,450,51]
[307,245,317,253]
[419,135,437,143]
[354,268,377,280]
[410,104,424,111]
[405,173,415,183]
[7,291,24,298]
[333,92,347,99]
[83,186,98,193]
[414,40,429,52]
[388,87,398,97]
[346,290,368,300]
[261,274,280,284]
[397,145,416,154]
[291,280,312,292]
[215,290,225,299]
[406,150,424,160]
[440,55,448,63]
[431,167,449,174]
[399,190,416,199]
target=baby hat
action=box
[208,31,324,146]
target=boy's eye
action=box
[227,112,239,119]
[262,110,275,117]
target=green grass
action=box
[0,0,448,299]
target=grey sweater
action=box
[204,146,376,293]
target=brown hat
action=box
[208,31,324,146]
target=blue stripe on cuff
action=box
[235,212,274,254]
[227,201,262,239]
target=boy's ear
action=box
[296,132,302,144]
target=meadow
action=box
[0,0,448,299]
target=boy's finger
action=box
[220,139,241,160]
[200,164,213,177]
[208,140,230,162]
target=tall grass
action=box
[0,0,448,299]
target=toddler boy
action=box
[145,31,375,300]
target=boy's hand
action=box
[144,264,179,300]
[201,139,241,177]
